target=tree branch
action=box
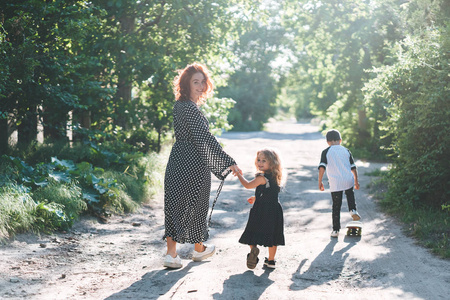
[137,0,166,33]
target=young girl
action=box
[236,148,285,269]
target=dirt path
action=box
[1,120,449,300]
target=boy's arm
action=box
[318,167,326,191]
[348,149,359,190]
[236,172,266,189]
[318,148,328,191]
[351,168,360,190]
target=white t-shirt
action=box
[319,145,356,192]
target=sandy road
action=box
[1,120,449,299]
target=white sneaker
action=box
[192,244,216,262]
[163,254,182,269]
[330,230,339,238]
[350,209,361,221]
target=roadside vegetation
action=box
[367,169,450,259]
[0,139,167,240]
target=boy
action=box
[318,129,361,238]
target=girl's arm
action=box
[236,172,266,189]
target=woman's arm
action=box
[180,102,236,179]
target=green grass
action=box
[0,184,37,239]
[369,174,450,259]
[0,141,167,240]
[33,182,86,213]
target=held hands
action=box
[230,164,242,176]
[247,196,255,204]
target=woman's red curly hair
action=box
[173,62,214,105]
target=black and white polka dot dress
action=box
[163,99,236,244]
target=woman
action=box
[163,62,240,269]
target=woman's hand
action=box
[230,164,242,176]
[247,196,255,204]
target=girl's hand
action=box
[247,196,255,204]
[230,165,242,176]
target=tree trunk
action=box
[43,106,68,142]
[358,109,367,131]
[157,127,161,153]
[115,79,132,130]
[73,110,91,142]
[0,117,8,155]
[18,107,38,147]
[357,109,370,146]
[114,14,135,131]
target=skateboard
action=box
[345,221,362,236]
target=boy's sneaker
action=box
[330,230,339,238]
[264,257,276,269]
[163,254,182,269]
[350,209,361,221]
[192,244,216,262]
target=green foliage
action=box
[0,184,36,239]
[126,128,160,153]
[0,139,166,237]
[33,182,86,225]
[1,0,109,144]
[34,202,72,232]
[218,17,285,131]
[86,0,247,145]
[364,28,450,208]
[281,0,450,256]
[370,173,450,258]
[201,97,236,136]
[1,0,242,154]
[282,0,404,153]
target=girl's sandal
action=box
[246,246,260,269]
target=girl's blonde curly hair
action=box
[172,62,214,105]
[255,148,285,187]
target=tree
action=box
[91,0,245,133]
[1,0,246,154]
[363,0,450,207]
[281,0,403,151]
[218,2,286,131]
[0,1,108,152]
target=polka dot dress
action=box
[163,99,236,244]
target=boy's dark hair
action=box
[326,129,341,141]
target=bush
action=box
[0,140,167,237]
[364,28,450,208]
[0,184,36,239]
[33,181,87,224]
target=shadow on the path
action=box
[105,261,199,300]
[290,238,357,291]
[212,268,275,299]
